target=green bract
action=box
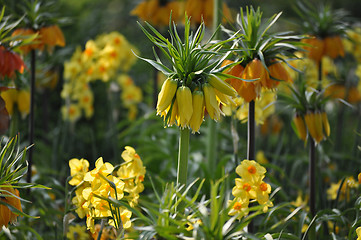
[223,6,303,68]
[136,16,234,90]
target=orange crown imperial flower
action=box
[0,186,23,228]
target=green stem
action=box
[206,120,217,177]
[177,128,190,187]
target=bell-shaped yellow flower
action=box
[293,114,307,141]
[176,86,193,128]
[189,90,205,133]
[203,83,220,121]
[156,78,178,115]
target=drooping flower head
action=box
[222,7,302,102]
[138,16,237,133]
[294,1,349,63]
[9,1,66,55]
[131,0,182,27]
[184,0,233,27]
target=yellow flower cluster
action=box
[343,28,361,63]
[68,146,146,233]
[326,176,359,201]
[223,89,276,125]
[157,76,237,133]
[229,160,273,219]
[62,32,138,122]
[117,74,143,120]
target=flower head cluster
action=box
[140,17,237,133]
[61,32,139,123]
[295,1,349,64]
[343,28,361,63]
[229,160,273,219]
[68,146,146,233]
[222,7,299,102]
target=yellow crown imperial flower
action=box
[208,75,237,97]
[176,86,193,128]
[156,78,178,115]
[203,83,221,121]
[304,111,325,143]
[321,111,330,137]
[139,16,238,133]
[293,114,307,141]
[189,90,205,133]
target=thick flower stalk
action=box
[229,160,273,219]
[68,146,146,233]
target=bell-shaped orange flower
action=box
[39,25,66,52]
[302,37,324,63]
[0,47,25,79]
[131,0,182,26]
[323,35,344,59]
[268,61,292,88]
[12,25,65,55]
[0,186,22,228]
[185,0,232,26]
